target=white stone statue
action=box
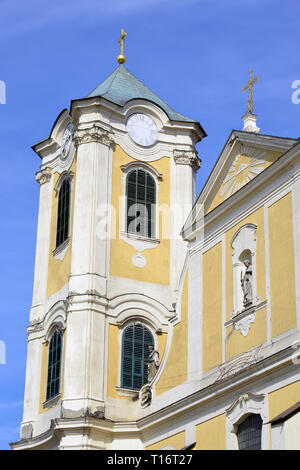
[147,345,159,383]
[241,259,253,307]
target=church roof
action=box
[87,65,197,123]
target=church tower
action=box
[13,33,206,449]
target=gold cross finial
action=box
[242,68,260,114]
[117,28,127,64]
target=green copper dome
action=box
[87,65,197,123]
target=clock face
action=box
[126,114,158,147]
[61,123,74,159]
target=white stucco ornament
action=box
[132,252,146,268]
[61,123,74,158]
[234,311,256,337]
[126,113,158,147]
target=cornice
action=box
[232,130,298,151]
[135,343,299,433]
[32,138,60,159]
[11,343,299,449]
[70,95,206,142]
[10,421,56,450]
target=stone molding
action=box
[27,300,67,339]
[225,392,268,450]
[216,344,263,383]
[54,171,74,195]
[115,387,139,399]
[226,300,266,337]
[233,309,256,337]
[43,393,61,410]
[27,320,44,335]
[120,161,163,181]
[36,167,52,185]
[52,237,70,261]
[73,124,115,148]
[173,149,201,172]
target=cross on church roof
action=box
[242,69,260,114]
[117,28,127,65]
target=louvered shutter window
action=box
[46,330,63,401]
[121,323,154,390]
[56,178,71,247]
[237,414,263,450]
[126,169,156,238]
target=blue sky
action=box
[1,0,300,450]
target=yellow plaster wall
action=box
[202,243,223,373]
[107,324,167,400]
[268,193,297,338]
[110,145,170,284]
[195,414,226,450]
[268,380,300,421]
[156,273,189,395]
[207,149,281,214]
[146,431,185,450]
[46,159,76,298]
[225,307,267,360]
[268,380,300,449]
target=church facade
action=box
[11,56,300,450]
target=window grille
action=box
[237,414,262,450]
[56,178,71,247]
[46,330,63,401]
[126,169,156,238]
[121,323,154,390]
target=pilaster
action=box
[31,167,53,321]
[69,125,115,295]
[62,124,115,415]
[171,149,200,293]
[61,293,107,417]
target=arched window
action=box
[46,329,63,401]
[56,178,71,248]
[237,414,263,450]
[121,323,154,390]
[126,169,156,238]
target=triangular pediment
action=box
[182,130,298,238]
[207,142,279,213]
[204,131,297,214]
